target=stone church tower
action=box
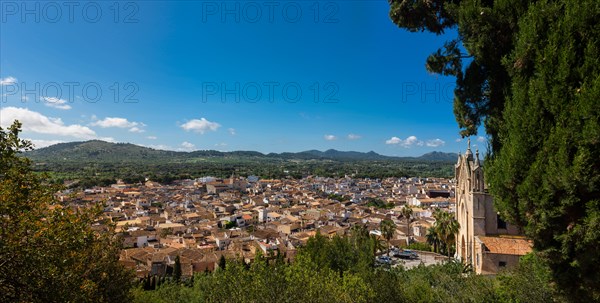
[454,139,525,273]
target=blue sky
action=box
[0,1,486,156]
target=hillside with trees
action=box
[25,141,458,187]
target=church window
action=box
[497,214,507,229]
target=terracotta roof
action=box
[477,236,532,256]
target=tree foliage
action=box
[425,209,459,256]
[426,226,442,254]
[495,253,554,303]
[0,121,133,303]
[302,231,374,276]
[218,255,226,270]
[433,209,460,257]
[133,234,558,303]
[26,140,457,187]
[365,197,395,209]
[389,0,524,150]
[488,0,599,300]
[389,0,600,299]
[379,219,397,256]
[173,255,182,282]
[401,205,414,239]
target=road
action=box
[391,251,448,269]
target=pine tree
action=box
[218,255,227,270]
[389,0,600,299]
[173,255,182,282]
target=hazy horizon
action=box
[29,138,461,158]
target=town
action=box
[66,173,453,278]
[2,0,595,300]
[52,142,530,282]
[59,143,530,280]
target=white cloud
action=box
[324,134,337,141]
[180,141,195,150]
[215,142,228,147]
[0,76,17,85]
[455,138,463,142]
[385,135,423,147]
[91,116,146,133]
[146,136,157,140]
[477,136,486,143]
[228,128,236,135]
[91,117,138,128]
[386,137,401,145]
[347,134,361,140]
[180,118,221,134]
[0,107,97,139]
[27,139,64,149]
[41,97,72,110]
[426,139,445,147]
[128,126,145,133]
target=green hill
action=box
[25,141,458,186]
[27,140,183,162]
[26,140,458,163]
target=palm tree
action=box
[426,226,441,253]
[379,219,397,256]
[400,205,414,242]
[432,209,460,258]
[350,223,367,237]
[370,234,387,257]
[444,216,460,257]
[349,224,369,251]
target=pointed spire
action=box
[475,148,481,167]
[465,137,473,159]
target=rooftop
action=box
[477,236,532,256]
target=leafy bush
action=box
[407,242,433,252]
[133,234,559,303]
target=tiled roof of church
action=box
[477,236,532,256]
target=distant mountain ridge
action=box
[26,140,458,163]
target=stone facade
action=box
[454,139,526,274]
